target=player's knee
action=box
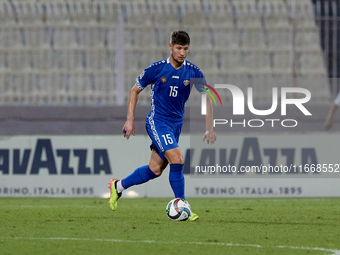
[171,154,184,164]
[165,148,184,164]
[150,166,163,176]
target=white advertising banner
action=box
[0,134,339,198]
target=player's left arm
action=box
[203,96,216,144]
[325,104,338,130]
[325,91,340,129]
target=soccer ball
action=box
[166,198,191,221]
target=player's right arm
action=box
[122,84,142,140]
[122,63,158,139]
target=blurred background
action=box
[1,0,340,199]
[0,0,339,134]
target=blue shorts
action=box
[145,117,183,162]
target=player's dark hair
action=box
[170,30,190,46]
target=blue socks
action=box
[121,165,158,189]
[120,164,185,200]
[169,164,185,199]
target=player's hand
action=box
[325,119,333,130]
[203,130,216,144]
[122,120,135,140]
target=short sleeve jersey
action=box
[136,58,206,122]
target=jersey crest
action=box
[161,77,167,84]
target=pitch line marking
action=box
[0,205,99,208]
[2,237,340,255]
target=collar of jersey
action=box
[167,57,186,70]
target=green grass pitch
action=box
[0,197,340,255]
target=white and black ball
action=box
[166,198,191,221]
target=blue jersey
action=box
[136,58,206,122]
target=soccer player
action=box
[325,91,340,129]
[108,30,216,221]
